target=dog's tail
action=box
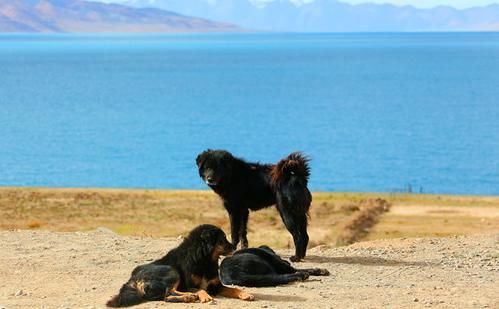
[271,152,310,185]
[271,152,312,216]
[106,284,143,308]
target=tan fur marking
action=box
[219,286,254,301]
[165,293,198,303]
[129,280,146,296]
[208,277,221,286]
[166,279,180,294]
[191,274,202,286]
[196,289,213,303]
[211,245,226,262]
[191,274,210,290]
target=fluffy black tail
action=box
[271,152,312,261]
[271,152,310,185]
[106,284,143,307]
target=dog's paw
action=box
[297,271,310,281]
[183,294,199,303]
[239,291,254,301]
[318,268,330,276]
[290,255,303,262]
[197,290,213,303]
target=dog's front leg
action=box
[228,208,242,248]
[238,209,249,249]
[196,289,213,303]
[219,286,254,301]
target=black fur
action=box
[220,245,329,287]
[196,150,312,261]
[106,224,234,307]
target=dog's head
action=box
[196,149,235,187]
[188,224,234,261]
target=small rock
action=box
[15,290,26,297]
[95,227,116,235]
[413,298,419,302]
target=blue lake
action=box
[0,33,498,195]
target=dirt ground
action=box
[1,229,498,309]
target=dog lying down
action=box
[220,245,330,287]
[107,224,254,307]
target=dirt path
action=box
[1,229,498,309]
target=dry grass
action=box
[366,204,499,240]
[1,187,498,248]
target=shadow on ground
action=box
[304,255,434,266]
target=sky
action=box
[102,0,499,9]
[339,0,499,8]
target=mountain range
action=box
[1,0,498,33]
[119,0,499,32]
[0,0,237,32]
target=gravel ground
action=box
[1,229,498,309]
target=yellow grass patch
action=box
[1,187,498,248]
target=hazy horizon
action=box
[93,0,499,32]
[99,0,499,9]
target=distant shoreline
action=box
[1,30,499,34]
[1,186,498,198]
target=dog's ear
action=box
[221,151,234,167]
[200,228,215,243]
[198,228,216,256]
[196,150,210,168]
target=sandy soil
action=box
[1,229,498,309]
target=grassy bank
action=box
[1,187,498,248]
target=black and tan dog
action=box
[106,224,254,307]
[220,245,329,287]
[196,150,312,261]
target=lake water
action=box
[0,33,498,195]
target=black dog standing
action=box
[196,150,312,262]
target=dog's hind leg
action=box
[295,268,330,276]
[276,205,309,262]
[224,273,308,287]
[164,287,199,303]
[164,277,199,303]
[164,292,198,303]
